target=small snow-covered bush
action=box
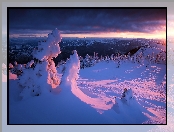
[84,54,91,67]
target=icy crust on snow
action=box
[32,28,61,61]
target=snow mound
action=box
[111,88,149,123]
[121,88,134,105]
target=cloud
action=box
[9,8,166,35]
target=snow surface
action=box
[77,60,166,124]
[9,56,166,124]
[8,29,166,124]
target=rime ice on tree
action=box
[18,29,62,99]
[34,29,62,88]
[33,29,61,61]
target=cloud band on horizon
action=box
[8,8,166,39]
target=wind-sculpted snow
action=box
[61,50,80,84]
[32,28,61,61]
[71,80,114,114]
[77,60,166,124]
[15,29,62,99]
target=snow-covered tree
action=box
[18,28,62,99]
[105,56,110,63]
[61,50,80,85]
[100,55,104,61]
[79,56,85,69]
[94,52,99,63]
[32,29,61,61]
[84,54,91,67]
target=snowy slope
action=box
[77,60,166,124]
[133,43,166,65]
[8,29,166,124]
[9,58,166,124]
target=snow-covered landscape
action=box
[6,29,166,124]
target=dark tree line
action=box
[9,40,142,66]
